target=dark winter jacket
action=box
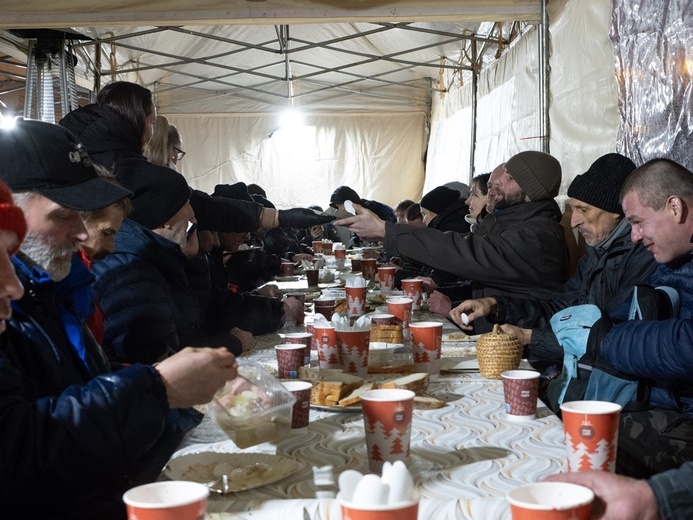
[385,199,570,330]
[492,218,657,365]
[59,104,263,232]
[0,254,201,520]
[204,248,285,335]
[599,257,693,416]
[92,219,241,364]
[395,198,472,287]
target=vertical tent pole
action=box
[538,0,550,153]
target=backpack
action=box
[546,285,680,412]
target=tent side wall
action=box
[426,0,619,195]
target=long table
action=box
[169,287,568,519]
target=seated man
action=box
[92,165,251,363]
[336,151,570,332]
[449,153,656,379]
[198,228,304,336]
[0,120,238,519]
[584,158,693,477]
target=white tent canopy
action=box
[0,0,621,210]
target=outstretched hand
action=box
[278,208,335,229]
[333,203,387,240]
[544,471,660,520]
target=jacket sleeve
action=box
[384,220,566,293]
[216,291,284,335]
[94,259,180,364]
[600,319,693,381]
[649,461,693,520]
[190,189,263,232]
[0,355,201,507]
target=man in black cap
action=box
[0,120,239,519]
[450,153,656,380]
[336,151,571,330]
[92,166,252,363]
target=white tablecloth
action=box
[171,302,566,519]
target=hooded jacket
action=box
[0,254,200,519]
[92,219,242,364]
[59,104,263,232]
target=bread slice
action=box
[413,393,446,409]
[370,324,403,344]
[300,367,366,406]
[377,373,430,393]
[338,382,375,407]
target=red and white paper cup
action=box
[360,389,415,473]
[560,400,622,473]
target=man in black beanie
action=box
[92,166,252,363]
[335,151,570,328]
[449,152,657,401]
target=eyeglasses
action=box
[173,146,186,161]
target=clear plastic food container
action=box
[207,362,296,448]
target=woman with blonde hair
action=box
[145,115,185,169]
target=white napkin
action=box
[346,275,367,288]
[312,314,331,327]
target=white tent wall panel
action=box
[426,0,620,196]
[548,0,619,196]
[168,111,425,209]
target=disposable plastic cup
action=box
[409,321,443,375]
[378,266,397,295]
[339,494,418,520]
[506,482,594,519]
[336,329,370,378]
[400,279,423,310]
[314,325,340,369]
[345,286,367,317]
[123,481,208,520]
[560,400,622,473]
[275,343,305,378]
[501,370,541,420]
[283,332,313,365]
[360,389,415,473]
[282,380,312,429]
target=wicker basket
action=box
[476,324,522,379]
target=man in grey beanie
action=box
[335,150,571,331]
[450,152,657,401]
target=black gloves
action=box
[278,208,336,229]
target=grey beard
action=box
[19,232,79,281]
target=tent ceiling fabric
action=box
[68,22,516,113]
[0,0,540,28]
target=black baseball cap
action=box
[0,119,132,211]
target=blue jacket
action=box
[0,255,201,519]
[92,219,241,364]
[600,257,693,415]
